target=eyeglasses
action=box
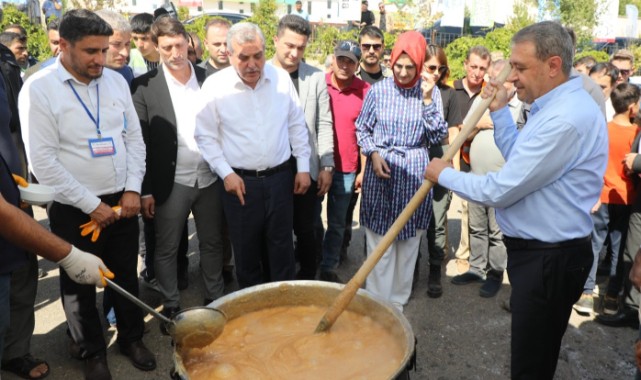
[424,65,448,74]
[361,43,382,51]
[337,41,361,59]
[619,69,631,76]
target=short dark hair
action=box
[589,62,619,86]
[277,14,311,38]
[466,45,490,61]
[359,25,384,43]
[47,18,61,32]
[151,16,188,45]
[611,82,641,114]
[574,55,596,70]
[59,9,113,44]
[204,18,231,35]
[130,13,154,34]
[512,21,573,76]
[0,32,26,47]
[4,24,26,35]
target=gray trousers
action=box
[154,181,225,308]
[2,253,37,362]
[468,201,506,279]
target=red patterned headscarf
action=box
[390,31,427,89]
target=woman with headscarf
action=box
[356,31,447,311]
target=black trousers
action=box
[506,237,591,380]
[223,170,295,288]
[293,180,319,279]
[50,195,144,358]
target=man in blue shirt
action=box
[425,21,608,380]
[41,0,61,23]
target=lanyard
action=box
[68,81,101,138]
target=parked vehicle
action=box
[183,11,250,25]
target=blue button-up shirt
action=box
[439,76,608,243]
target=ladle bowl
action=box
[104,278,226,349]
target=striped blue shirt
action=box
[357,77,448,239]
[439,76,608,243]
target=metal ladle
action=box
[104,278,226,349]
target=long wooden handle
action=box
[314,63,513,334]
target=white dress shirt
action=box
[163,64,216,188]
[194,64,310,179]
[19,57,146,215]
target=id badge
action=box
[89,137,116,157]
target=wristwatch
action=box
[322,166,334,173]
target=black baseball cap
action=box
[334,40,361,64]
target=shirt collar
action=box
[325,72,363,93]
[530,76,581,116]
[55,55,102,87]
[231,65,271,90]
[162,62,198,88]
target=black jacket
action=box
[131,65,208,205]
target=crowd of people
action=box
[0,6,640,380]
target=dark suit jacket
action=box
[131,64,207,206]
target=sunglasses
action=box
[619,69,631,76]
[337,41,362,59]
[424,65,448,74]
[361,43,382,51]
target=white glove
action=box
[57,246,113,288]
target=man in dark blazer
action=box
[131,17,225,330]
[270,15,334,280]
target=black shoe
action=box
[85,352,112,380]
[451,271,484,285]
[222,268,234,285]
[426,266,442,298]
[595,308,639,329]
[68,337,83,360]
[160,306,180,335]
[479,277,502,298]
[177,269,189,291]
[319,271,342,283]
[120,340,156,371]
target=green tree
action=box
[1,5,50,61]
[619,1,641,16]
[177,6,190,22]
[574,49,609,63]
[444,35,485,80]
[558,0,601,47]
[306,27,358,64]
[245,0,279,59]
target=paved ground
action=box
[1,195,637,379]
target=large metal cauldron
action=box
[173,280,415,380]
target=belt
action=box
[99,190,125,206]
[232,161,290,178]
[503,235,591,251]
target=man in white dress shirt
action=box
[18,10,154,380]
[195,22,311,289]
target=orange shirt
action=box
[601,121,640,204]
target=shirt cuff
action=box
[125,177,143,195]
[216,163,234,180]
[79,196,102,216]
[296,158,310,173]
[437,167,459,190]
[489,106,512,124]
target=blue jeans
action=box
[320,172,355,272]
[0,273,11,362]
[586,203,630,294]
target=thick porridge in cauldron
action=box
[180,305,404,379]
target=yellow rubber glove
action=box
[79,206,122,242]
[12,174,28,188]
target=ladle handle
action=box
[104,277,172,323]
[315,63,513,333]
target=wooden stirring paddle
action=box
[315,62,513,334]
